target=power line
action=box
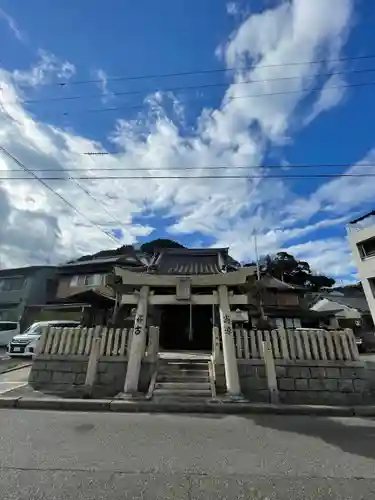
[2,162,375,171]
[226,79,375,103]
[60,79,375,117]
[67,155,131,231]
[67,174,130,233]
[9,66,375,106]
[1,173,375,181]
[14,53,375,89]
[0,145,120,245]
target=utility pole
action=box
[254,233,261,280]
[253,232,267,327]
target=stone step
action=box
[158,362,209,371]
[151,359,214,400]
[159,362,209,370]
[157,374,210,383]
[153,388,213,397]
[155,382,211,391]
[157,367,209,377]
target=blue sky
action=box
[0,0,374,283]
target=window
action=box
[369,278,375,298]
[278,293,300,306]
[275,318,284,328]
[357,237,375,259]
[285,318,294,329]
[0,277,25,292]
[0,322,18,331]
[0,309,19,321]
[285,318,301,329]
[293,318,302,328]
[70,274,103,287]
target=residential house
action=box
[49,250,147,326]
[248,275,332,330]
[347,210,375,325]
[0,266,57,328]
[310,291,373,333]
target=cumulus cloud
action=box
[0,0,360,281]
[286,149,375,223]
[281,238,356,279]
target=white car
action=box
[7,320,80,358]
[0,321,20,347]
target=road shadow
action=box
[242,413,375,461]
[161,409,375,461]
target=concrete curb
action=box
[1,396,375,416]
[0,363,32,375]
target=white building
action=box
[347,211,375,325]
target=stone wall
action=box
[29,355,154,397]
[237,359,372,405]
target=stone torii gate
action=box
[106,266,258,398]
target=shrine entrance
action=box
[158,304,213,352]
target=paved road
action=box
[0,366,30,394]
[0,347,31,374]
[360,352,375,362]
[1,410,375,499]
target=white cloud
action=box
[281,238,356,279]
[93,69,112,104]
[304,74,347,125]
[0,0,360,280]
[286,149,375,223]
[0,7,26,42]
[227,2,240,16]
[220,0,352,142]
[12,50,75,87]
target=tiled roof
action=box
[151,248,226,275]
[308,292,370,313]
[263,306,335,318]
[59,255,146,274]
[324,295,370,313]
[259,275,297,290]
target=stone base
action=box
[29,355,155,398]
[218,393,248,403]
[237,359,372,406]
[114,391,146,401]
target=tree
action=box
[71,245,135,263]
[140,238,185,255]
[258,252,335,291]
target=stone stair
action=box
[152,357,215,400]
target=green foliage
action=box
[257,251,335,291]
[72,245,135,262]
[140,238,185,254]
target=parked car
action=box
[355,331,375,353]
[0,321,20,347]
[7,320,80,358]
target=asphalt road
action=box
[0,366,30,394]
[1,410,375,499]
[0,347,31,377]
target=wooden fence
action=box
[214,327,360,362]
[38,326,133,357]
